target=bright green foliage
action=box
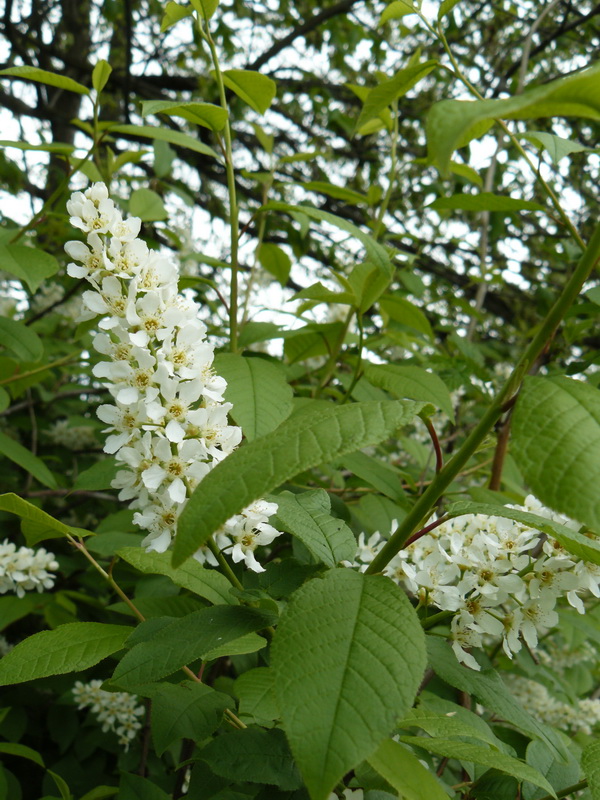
[582,740,600,799]
[271,489,356,567]
[511,376,600,531]
[107,124,221,159]
[363,364,454,420]
[521,131,590,164]
[129,189,167,221]
[215,353,293,440]
[73,458,119,491]
[0,436,57,489]
[429,193,546,212]
[0,243,58,291]
[368,739,450,800]
[91,60,112,93]
[271,569,426,800]
[256,242,292,284]
[0,493,91,542]
[141,100,228,131]
[0,318,43,362]
[222,70,277,114]
[174,399,425,564]
[523,739,580,800]
[0,623,133,685]
[111,606,274,689]
[0,66,89,94]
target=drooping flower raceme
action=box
[66,182,282,571]
[72,679,145,749]
[505,674,600,736]
[0,540,59,598]
[349,495,600,669]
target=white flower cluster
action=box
[65,183,282,571]
[72,679,145,749]
[538,638,597,672]
[506,675,600,736]
[0,540,59,598]
[350,495,600,670]
[47,419,98,451]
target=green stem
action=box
[199,18,240,352]
[315,308,355,397]
[205,537,244,591]
[366,217,600,574]
[340,313,364,404]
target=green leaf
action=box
[107,123,221,161]
[190,0,219,20]
[150,681,230,755]
[118,774,170,800]
[202,631,267,661]
[0,622,132,686]
[0,244,59,292]
[379,1,417,24]
[399,737,556,796]
[427,61,600,175]
[356,61,437,134]
[368,739,448,800]
[200,727,302,790]
[438,0,461,20]
[364,364,454,421]
[72,458,119,492]
[347,261,392,312]
[426,638,567,759]
[214,353,294,440]
[582,740,600,800]
[446,500,600,565]
[271,489,356,567]
[522,130,590,164]
[341,451,405,502]
[272,569,427,800]
[0,140,75,155]
[428,192,546,212]
[47,770,72,800]
[140,100,227,132]
[222,69,276,114]
[110,606,274,689]
[379,296,433,338]
[523,739,580,800]
[238,321,283,347]
[161,1,193,32]
[399,706,503,748]
[291,281,356,307]
[116,547,234,605]
[0,434,57,489]
[262,202,392,278]
[299,181,368,206]
[174,399,425,565]
[91,60,112,93]
[0,493,87,539]
[0,594,42,630]
[511,376,600,531]
[129,188,167,222]
[257,243,292,285]
[0,318,43,362]
[0,66,89,95]
[235,667,279,723]
[79,788,119,800]
[0,742,44,767]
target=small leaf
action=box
[0,742,44,767]
[0,140,74,155]
[522,130,589,164]
[129,188,167,221]
[214,354,293,440]
[257,243,292,285]
[368,739,448,800]
[428,192,546,212]
[0,244,58,292]
[174,400,425,565]
[235,667,279,722]
[0,622,133,685]
[272,569,427,800]
[140,100,228,132]
[150,681,230,755]
[0,66,89,95]
[271,489,357,567]
[356,61,437,133]
[0,492,91,545]
[379,295,433,338]
[92,60,112,93]
[107,123,221,160]
[0,318,43,362]
[190,0,219,19]
[438,0,461,20]
[0,434,57,489]
[222,69,276,114]
[116,547,234,605]
[511,376,600,531]
[47,769,72,800]
[161,1,193,32]
[364,364,454,421]
[380,1,417,24]
[582,740,600,800]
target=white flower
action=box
[72,679,145,750]
[0,541,59,597]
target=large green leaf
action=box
[364,364,454,421]
[107,123,221,160]
[524,739,580,800]
[116,547,234,605]
[140,100,227,132]
[235,667,279,723]
[582,740,600,800]
[427,61,600,175]
[356,61,437,133]
[0,623,132,685]
[222,69,276,114]
[0,742,44,767]
[0,492,91,545]
[368,739,449,800]
[110,606,274,689]
[262,202,392,278]
[271,569,427,800]
[214,353,293,440]
[0,66,89,94]
[399,737,555,795]
[174,399,424,565]
[0,244,59,292]
[511,376,600,531]
[271,489,356,567]
[200,728,302,790]
[0,435,57,489]
[428,193,546,213]
[0,318,43,362]
[379,295,433,338]
[446,500,600,565]
[149,681,231,755]
[129,188,167,221]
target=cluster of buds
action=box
[0,540,58,598]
